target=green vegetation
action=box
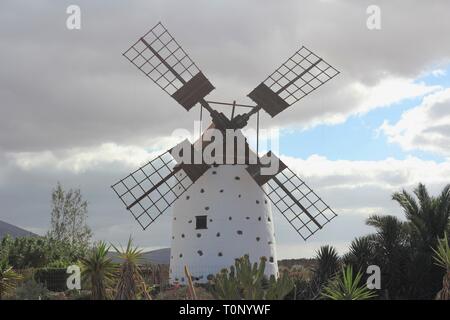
[112,237,147,300]
[49,182,92,248]
[340,183,450,299]
[432,233,450,299]
[80,241,116,300]
[15,279,50,300]
[321,265,377,300]
[0,235,86,269]
[34,267,68,292]
[208,255,294,300]
[310,245,340,298]
[0,259,23,299]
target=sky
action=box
[1,0,450,258]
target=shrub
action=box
[0,235,86,269]
[15,279,50,300]
[34,267,68,292]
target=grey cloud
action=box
[2,0,450,152]
[412,129,450,152]
[429,101,450,119]
[423,124,450,139]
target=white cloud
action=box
[6,143,163,173]
[431,69,446,77]
[380,88,450,156]
[282,154,450,189]
[349,77,440,115]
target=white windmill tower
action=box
[112,22,340,284]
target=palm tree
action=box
[321,265,377,300]
[392,183,450,298]
[393,183,450,250]
[342,236,375,273]
[432,233,450,300]
[365,214,411,298]
[0,259,22,299]
[113,237,147,300]
[311,245,340,298]
[80,241,116,300]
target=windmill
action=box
[112,22,340,283]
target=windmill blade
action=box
[111,140,209,230]
[247,46,339,117]
[246,152,337,240]
[123,22,215,111]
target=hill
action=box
[0,220,37,239]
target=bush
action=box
[34,267,68,292]
[0,235,86,269]
[15,279,50,300]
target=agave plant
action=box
[432,233,450,300]
[112,237,147,300]
[310,245,340,298]
[80,241,116,300]
[0,259,23,299]
[321,265,377,300]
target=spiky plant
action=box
[265,271,295,300]
[209,255,293,300]
[342,236,375,272]
[432,233,450,300]
[210,255,265,300]
[80,241,116,300]
[0,259,22,299]
[321,265,377,300]
[311,245,340,298]
[113,237,145,300]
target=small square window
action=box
[195,215,207,230]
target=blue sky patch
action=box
[278,66,450,163]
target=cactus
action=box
[265,271,295,300]
[210,267,241,299]
[209,255,294,300]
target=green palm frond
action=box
[343,236,375,270]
